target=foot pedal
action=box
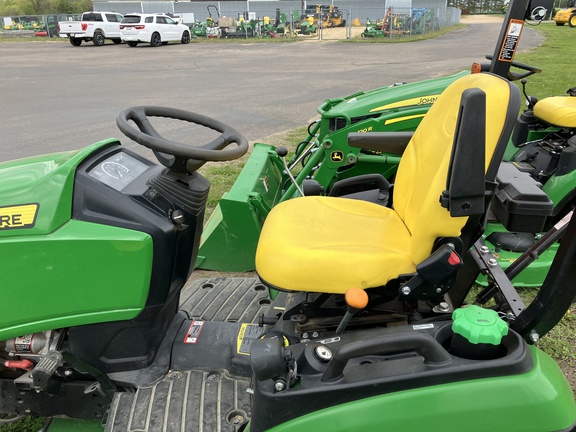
[31,351,63,391]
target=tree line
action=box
[0,0,92,16]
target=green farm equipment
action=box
[259,9,289,37]
[197,70,468,271]
[362,7,438,38]
[190,5,220,38]
[2,0,576,431]
[197,57,567,287]
[198,0,573,290]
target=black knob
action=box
[276,146,288,157]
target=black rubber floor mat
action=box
[180,278,269,323]
[105,369,251,432]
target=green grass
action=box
[513,21,575,99]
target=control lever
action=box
[335,288,369,336]
[276,146,305,197]
[520,78,538,110]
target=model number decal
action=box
[0,203,39,230]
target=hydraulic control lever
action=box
[277,146,305,197]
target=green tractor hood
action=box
[0,139,152,340]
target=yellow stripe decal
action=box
[384,114,426,126]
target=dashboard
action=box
[88,151,149,191]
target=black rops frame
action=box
[489,0,554,79]
[448,210,576,343]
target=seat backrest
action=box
[392,73,520,264]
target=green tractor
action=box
[1,0,576,431]
[198,5,574,292]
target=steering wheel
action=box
[116,106,248,172]
[485,55,541,81]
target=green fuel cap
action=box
[452,305,509,345]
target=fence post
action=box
[347,6,351,39]
[389,6,393,40]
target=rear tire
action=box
[93,31,105,46]
[181,30,190,44]
[569,14,576,27]
[150,32,161,47]
[127,41,138,47]
[69,37,82,46]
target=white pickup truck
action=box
[58,11,123,46]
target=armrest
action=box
[347,132,414,155]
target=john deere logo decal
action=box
[331,151,344,162]
[0,204,39,230]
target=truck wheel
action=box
[93,31,105,46]
[150,32,161,47]
[127,41,138,47]
[569,14,576,27]
[181,30,190,44]
[112,38,122,44]
[69,37,82,46]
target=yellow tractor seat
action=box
[534,96,576,128]
[256,73,520,295]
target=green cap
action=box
[452,305,509,345]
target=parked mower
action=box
[189,5,220,38]
[258,9,289,37]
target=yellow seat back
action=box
[392,73,518,264]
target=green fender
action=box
[255,347,575,432]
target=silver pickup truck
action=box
[58,11,123,46]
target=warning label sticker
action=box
[184,320,204,344]
[236,324,266,356]
[498,19,524,62]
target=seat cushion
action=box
[255,196,417,294]
[534,96,576,128]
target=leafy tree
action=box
[0,0,91,15]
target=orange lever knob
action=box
[345,287,369,310]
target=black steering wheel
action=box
[116,106,248,172]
